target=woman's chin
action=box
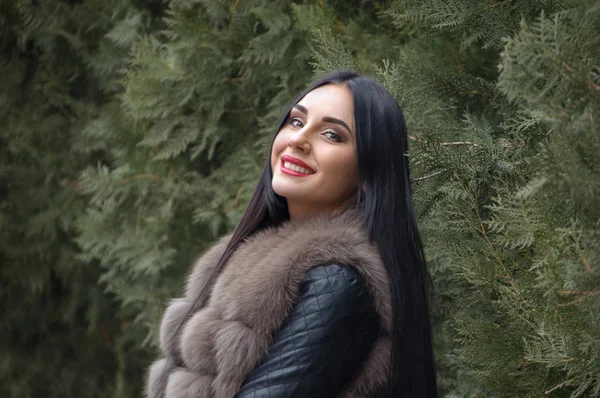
[272,185,299,200]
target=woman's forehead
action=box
[296,84,354,121]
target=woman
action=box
[146,71,438,397]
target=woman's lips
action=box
[280,159,314,177]
[280,155,315,177]
[281,155,316,172]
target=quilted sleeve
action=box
[236,263,380,398]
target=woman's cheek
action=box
[271,131,287,167]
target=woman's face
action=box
[271,83,359,219]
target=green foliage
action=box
[381,0,600,396]
[388,0,564,49]
[3,0,599,396]
[0,0,158,396]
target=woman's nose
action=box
[287,128,311,153]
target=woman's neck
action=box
[286,197,358,221]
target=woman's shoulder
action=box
[298,263,376,317]
[236,262,380,397]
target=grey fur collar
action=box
[147,209,392,398]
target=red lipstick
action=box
[280,155,316,177]
[281,155,315,172]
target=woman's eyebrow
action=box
[293,104,308,114]
[292,104,352,135]
[322,116,352,135]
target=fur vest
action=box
[147,209,392,397]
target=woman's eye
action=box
[290,118,304,128]
[323,130,341,142]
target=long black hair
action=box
[194,71,437,397]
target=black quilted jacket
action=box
[237,263,380,397]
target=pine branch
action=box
[220,77,242,83]
[409,135,479,147]
[228,187,244,211]
[136,206,142,240]
[441,141,477,146]
[479,0,515,12]
[60,182,80,212]
[447,42,463,72]
[545,376,578,394]
[412,169,446,182]
[119,174,162,183]
[548,51,600,101]
[557,289,600,307]
[582,256,599,278]
[139,120,181,176]
[460,178,527,305]
[559,289,600,295]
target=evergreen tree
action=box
[376,0,600,396]
[4,0,599,396]
[0,0,162,396]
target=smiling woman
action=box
[271,84,360,220]
[146,71,438,398]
